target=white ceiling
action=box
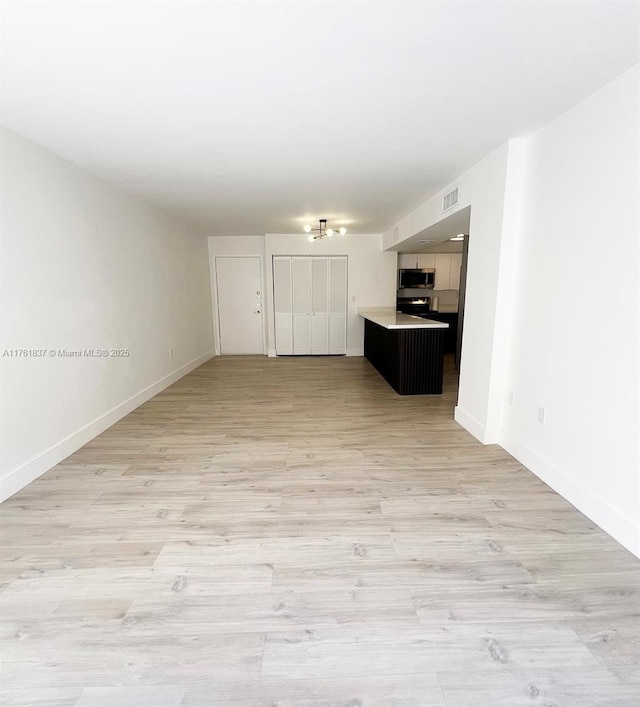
[1,1,638,236]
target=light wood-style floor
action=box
[1,355,639,706]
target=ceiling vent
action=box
[442,186,459,213]
[416,239,435,245]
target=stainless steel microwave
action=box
[398,268,435,289]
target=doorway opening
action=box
[394,206,471,399]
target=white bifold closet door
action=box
[292,257,312,354]
[273,256,293,354]
[273,255,347,355]
[311,257,329,353]
[328,256,347,354]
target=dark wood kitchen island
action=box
[359,309,449,395]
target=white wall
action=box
[0,127,214,500]
[501,65,640,556]
[384,65,639,556]
[384,141,517,443]
[265,233,397,356]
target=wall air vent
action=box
[442,186,459,213]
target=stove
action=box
[397,297,432,316]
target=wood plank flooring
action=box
[1,355,639,706]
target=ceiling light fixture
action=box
[449,234,465,241]
[304,219,347,242]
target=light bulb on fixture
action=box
[303,219,348,241]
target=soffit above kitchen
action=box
[1,1,637,236]
[396,208,470,254]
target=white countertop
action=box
[358,308,449,330]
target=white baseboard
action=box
[268,349,358,358]
[482,426,501,444]
[0,351,214,502]
[454,406,500,444]
[500,432,640,559]
[347,347,364,357]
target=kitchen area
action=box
[395,244,464,361]
[227,209,469,396]
[358,210,469,395]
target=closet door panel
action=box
[293,315,310,355]
[329,257,347,314]
[273,256,293,354]
[292,257,311,354]
[329,314,346,353]
[328,256,348,354]
[311,257,329,353]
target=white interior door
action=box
[215,256,263,354]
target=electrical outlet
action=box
[508,391,514,406]
[537,406,546,424]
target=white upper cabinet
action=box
[417,254,436,269]
[434,254,452,290]
[398,253,419,269]
[449,253,462,290]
